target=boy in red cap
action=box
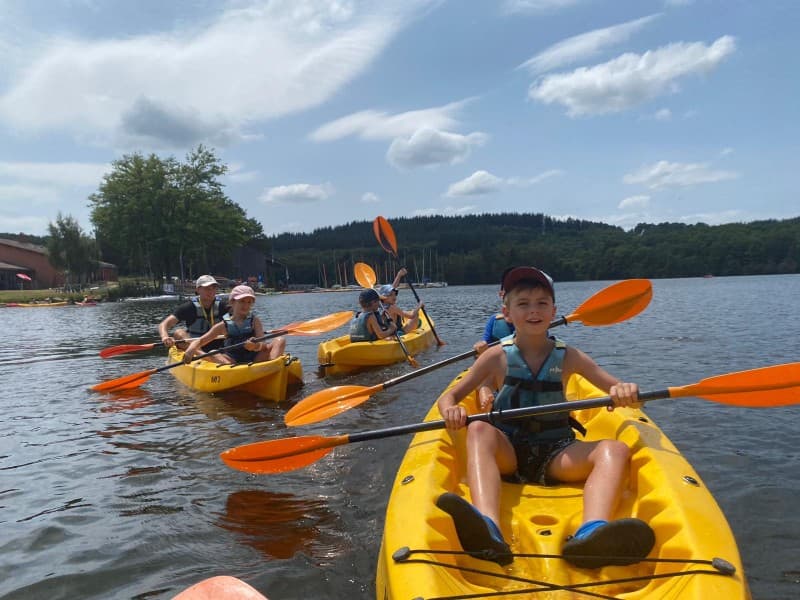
[436,266,653,568]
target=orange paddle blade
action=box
[354,262,377,289]
[285,311,352,335]
[564,279,652,327]
[285,385,378,427]
[373,216,398,256]
[99,343,158,358]
[91,368,156,392]
[220,435,349,474]
[670,362,800,407]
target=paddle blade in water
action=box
[91,369,155,392]
[568,279,652,326]
[373,216,398,256]
[220,435,348,474]
[672,362,800,407]
[285,385,375,427]
[99,343,157,358]
[354,262,377,289]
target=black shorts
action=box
[224,347,259,364]
[502,434,576,486]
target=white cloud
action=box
[502,0,583,14]
[412,205,478,217]
[446,170,503,197]
[507,169,564,186]
[664,0,693,6]
[654,108,672,121]
[528,35,736,116]
[519,14,660,75]
[618,194,650,209]
[0,1,433,148]
[260,182,334,204]
[720,147,734,156]
[623,160,739,189]
[361,192,380,203]
[225,163,259,183]
[447,168,563,196]
[0,161,109,187]
[386,128,487,169]
[310,100,469,142]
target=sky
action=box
[0,0,797,237]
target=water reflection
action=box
[217,489,344,561]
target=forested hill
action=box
[268,213,800,286]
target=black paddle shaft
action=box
[346,391,671,445]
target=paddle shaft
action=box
[366,311,583,392]
[372,218,444,345]
[343,392,671,445]
[103,329,292,386]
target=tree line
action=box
[269,214,800,286]
[5,145,797,288]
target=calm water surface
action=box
[1,275,799,599]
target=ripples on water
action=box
[1,275,799,599]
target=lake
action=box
[1,275,798,599]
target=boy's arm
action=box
[158,314,179,344]
[563,346,639,408]
[367,313,397,339]
[437,347,503,429]
[184,321,226,362]
[391,268,407,290]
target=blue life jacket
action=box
[223,313,255,347]
[188,297,221,336]
[349,311,387,342]
[489,314,514,343]
[493,337,576,443]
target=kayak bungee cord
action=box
[390,546,737,600]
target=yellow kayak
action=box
[317,311,436,376]
[167,347,303,401]
[376,371,750,599]
[6,301,69,307]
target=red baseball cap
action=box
[501,267,555,298]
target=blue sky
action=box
[0,0,797,237]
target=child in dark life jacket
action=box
[436,266,653,569]
[183,285,285,364]
[349,288,397,342]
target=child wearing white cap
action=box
[378,283,423,335]
[158,275,229,351]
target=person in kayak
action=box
[436,266,654,568]
[472,267,515,354]
[183,285,285,364]
[378,270,423,335]
[349,288,398,342]
[158,275,230,352]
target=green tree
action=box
[46,213,97,288]
[89,145,263,280]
